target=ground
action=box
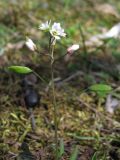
[0,0,120,159]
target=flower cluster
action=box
[39,21,66,40]
[26,20,66,51]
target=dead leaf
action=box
[85,36,103,48]
[99,23,120,39]
[105,94,119,114]
[84,23,120,50]
[94,3,120,18]
[5,41,25,52]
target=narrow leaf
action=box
[91,152,98,160]
[59,139,64,158]
[10,113,19,120]
[8,66,32,74]
[70,146,79,160]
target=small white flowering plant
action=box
[39,21,66,40]
[8,20,80,160]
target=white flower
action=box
[67,44,80,54]
[25,38,36,51]
[50,22,66,40]
[39,21,51,31]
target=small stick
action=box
[56,71,84,87]
[45,77,61,92]
[29,108,36,131]
[45,71,84,91]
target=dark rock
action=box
[24,87,40,109]
[17,142,36,160]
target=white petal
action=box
[52,23,61,30]
[60,31,66,37]
[50,22,66,39]
[26,38,36,51]
[55,35,60,40]
[39,21,50,30]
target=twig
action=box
[56,71,84,87]
[8,152,17,159]
[45,71,84,91]
[29,108,36,131]
[45,77,61,92]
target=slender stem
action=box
[54,52,68,64]
[49,34,52,51]
[33,71,48,84]
[34,50,52,59]
[79,24,88,57]
[79,24,88,71]
[50,45,58,160]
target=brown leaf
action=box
[94,3,120,18]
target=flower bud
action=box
[25,38,36,51]
[64,44,80,62]
[67,44,80,54]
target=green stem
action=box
[79,24,88,71]
[50,45,58,160]
[33,71,48,84]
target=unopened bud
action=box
[25,38,36,51]
[67,44,80,54]
[65,44,80,62]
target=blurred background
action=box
[0,0,120,160]
[0,0,120,65]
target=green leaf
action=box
[91,152,98,160]
[8,66,32,74]
[89,84,112,92]
[70,146,79,160]
[58,139,64,158]
[10,113,19,120]
[89,84,112,98]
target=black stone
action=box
[24,88,40,109]
[17,142,36,160]
[109,149,119,160]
